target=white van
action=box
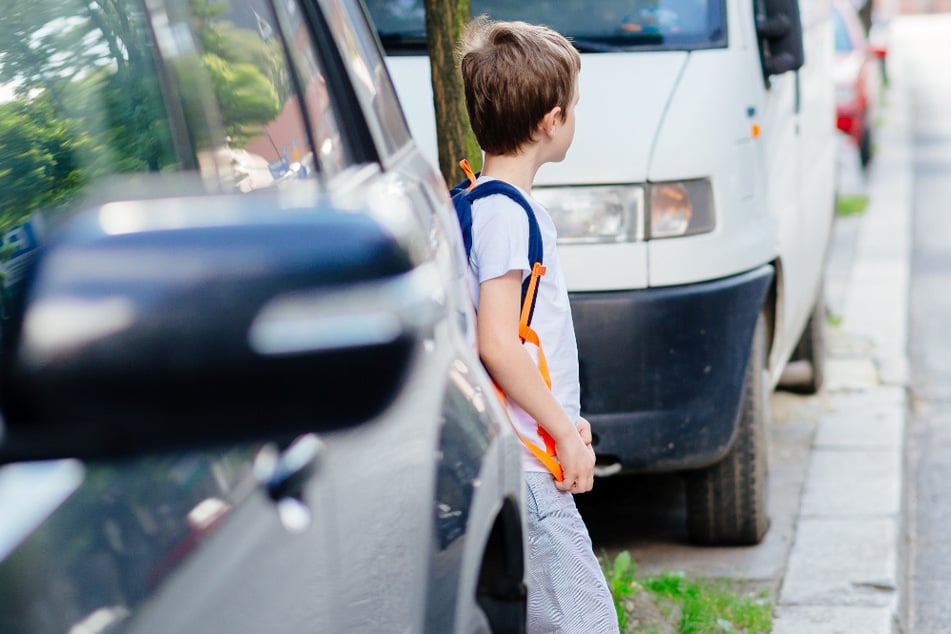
[367,0,835,545]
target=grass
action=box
[835,195,869,217]
[602,551,773,633]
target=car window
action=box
[256,0,353,178]
[0,0,363,300]
[0,1,181,235]
[0,0,358,228]
[152,0,350,187]
[318,0,412,162]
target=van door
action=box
[758,0,836,372]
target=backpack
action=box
[450,159,563,481]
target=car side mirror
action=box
[0,192,442,462]
[756,0,805,81]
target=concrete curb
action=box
[771,42,913,634]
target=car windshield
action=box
[366,0,727,53]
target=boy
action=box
[458,16,620,633]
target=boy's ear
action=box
[539,105,563,138]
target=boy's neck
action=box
[480,151,543,195]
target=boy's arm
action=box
[477,270,595,493]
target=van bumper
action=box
[571,264,774,473]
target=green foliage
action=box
[836,195,869,216]
[601,551,773,633]
[643,573,772,633]
[0,0,180,234]
[602,550,639,630]
[201,53,280,144]
[0,97,87,231]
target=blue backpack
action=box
[450,160,563,481]
[449,162,545,329]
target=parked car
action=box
[0,0,527,632]
[833,0,883,167]
[869,10,893,83]
[369,0,835,546]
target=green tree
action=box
[423,0,482,185]
[202,53,281,145]
[0,0,178,231]
[0,98,86,228]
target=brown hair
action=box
[459,16,580,156]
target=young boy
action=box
[458,17,620,633]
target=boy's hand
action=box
[577,416,593,447]
[554,430,595,494]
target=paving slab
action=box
[824,358,880,391]
[800,448,902,517]
[814,407,904,449]
[772,606,895,634]
[780,518,897,607]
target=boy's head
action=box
[459,17,580,156]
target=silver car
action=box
[0,0,527,631]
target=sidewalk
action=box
[771,44,913,634]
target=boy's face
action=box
[550,77,580,163]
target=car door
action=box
[0,0,389,631]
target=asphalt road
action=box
[903,13,951,633]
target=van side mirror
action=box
[756,0,805,81]
[0,192,441,462]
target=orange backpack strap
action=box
[454,162,562,480]
[496,261,564,481]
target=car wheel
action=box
[859,124,873,168]
[476,501,527,633]
[685,313,770,546]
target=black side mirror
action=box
[756,0,805,81]
[0,191,441,462]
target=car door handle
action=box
[254,434,323,503]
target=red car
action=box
[833,0,882,167]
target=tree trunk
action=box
[423,0,482,187]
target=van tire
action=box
[787,291,826,394]
[685,314,769,546]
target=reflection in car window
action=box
[0,1,179,235]
[182,0,323,190]
[367,0,726,52]
[0,0,346,226]
[320,0,412,159]
[270,0,352,175]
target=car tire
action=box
[859,124,873,168]
[476,503,527,633]
[685,313,770,546]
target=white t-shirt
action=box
[467,177,581,473]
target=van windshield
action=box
[366,0,726,53]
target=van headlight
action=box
[649,179,715,239]
[534,180,715,243]
[532,185,645,243]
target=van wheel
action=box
[787,291,826,394]
[685,314,769,546]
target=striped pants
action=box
[524,472,620,634]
